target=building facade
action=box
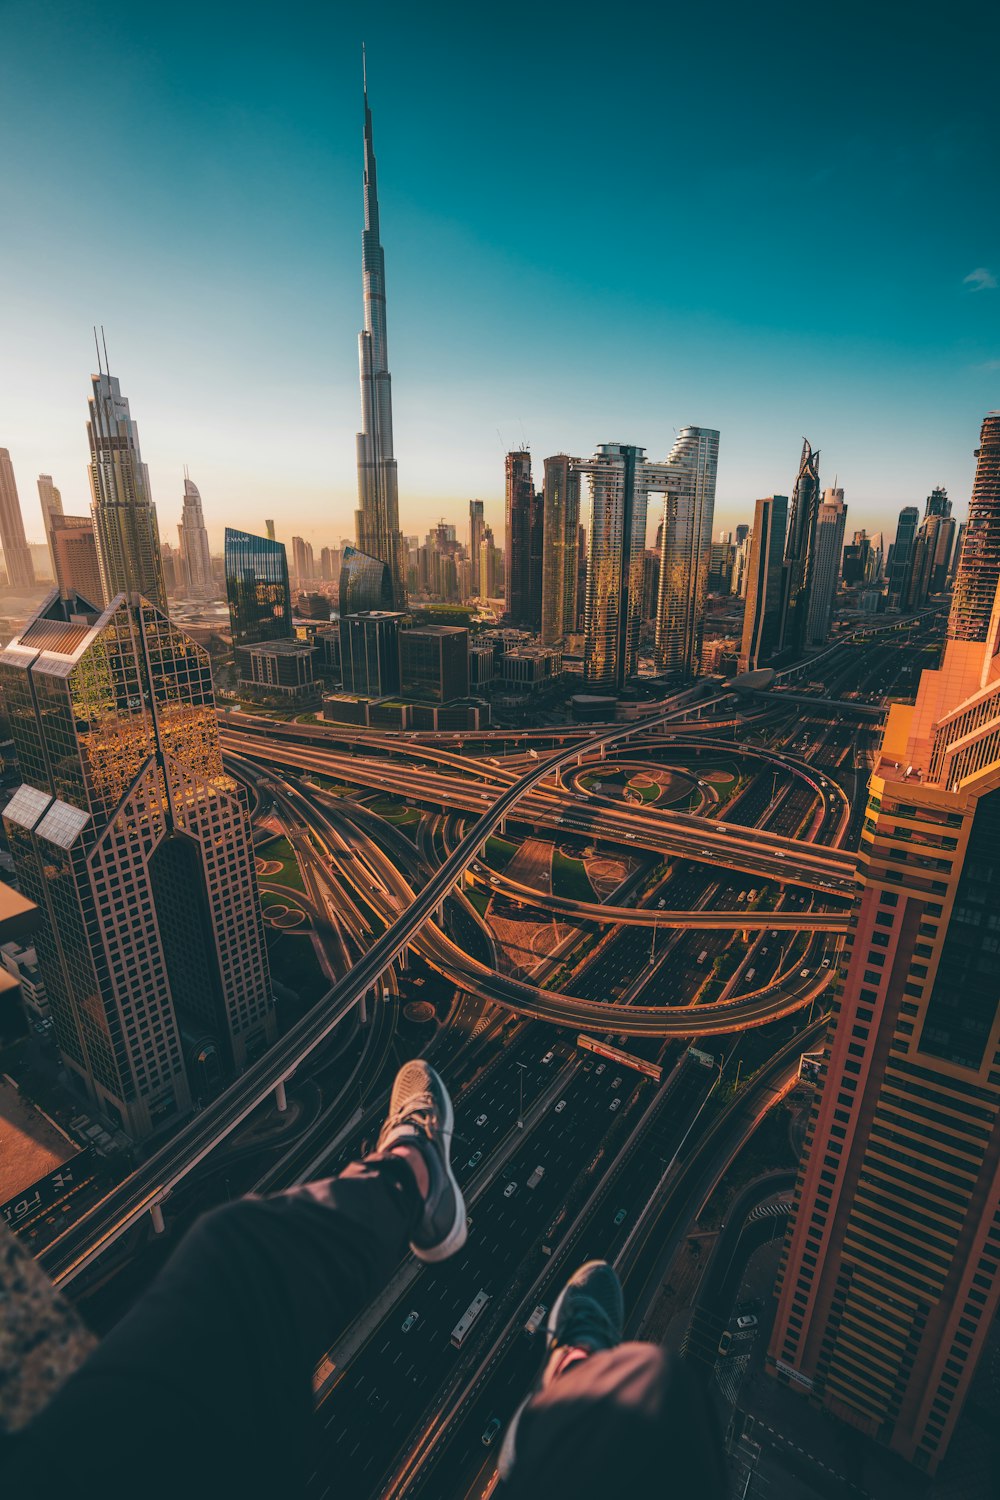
[88,372,166,612]
[225,528,293,647]
[355,72,407,609]
[805,486,847,645]
[768,421,1000,1472]
[50,515,104,607]
[469,499,484,596]
[778,438,822,656]
[399,625,469,702]
[37,474,64,576]
[0,592,275,1140]
[0,448,36,589]
[948,412,1000,643]
[505,450,542,631]
[339,543,394,615]
[177,477,214,598]
[340,610,403,697]
[655,425,720,677]
[540,454,581,646]
[887,506,920,612]
[739,495,788,671]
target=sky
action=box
[1,0,998,558]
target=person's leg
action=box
[499,1260,727,1499]
[1,1060,465,1499]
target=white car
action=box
[555,1099,567,1113]
[541,1050,554,1064]
[609,1098,621,1112]
[736,1314,759,1331]
[596,1063,606,1075]
[402,1310,419,1332]
[800,968,811,978]
[475,1113,488,1126]
[821,959,831,968]
[611,1076,622,1089]
[467,1151,482,1168]
[504,1181,518,1198]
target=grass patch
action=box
[629,779,661,804]
[465,889,490,917]
[256,836,305,893]
[369,797,422,826]
[484,834,519,871]
[552,848,596,901]
[267,932,329,1007]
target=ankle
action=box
[388,1141,430,1200]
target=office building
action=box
[291,536,315,587]
[0,449,36,589]
[655,425,721,677]
[37,475,64,575]
[739,495,788,671]
[841,531,872,588]
[177,477,214,598]
[224,527,293,647]
[0,592,275,1139]
[768,426,1000,1471]
[930,516,957,594]
[479,525,501,598]
[265,519,276,541]
[948,412,1000,642]
[355,70,406,609]
[238,638,317,697]
[88,370,166,612]
[399,625,469,702]
[805,486,847,645]
[50,515,104,607]
[924,485,951,519]
[576,444,684,692]
[505,450,542,631]
[777,439,822,656]
[340,543,394,614]
[641,551,660,622]
[469,500,485,595]
[540,455,581,645]
[887,506,920,611]
[340,610,403,697]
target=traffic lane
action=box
[308,1064,640,1495]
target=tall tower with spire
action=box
[355,55,407,610]
[88,351,166,613]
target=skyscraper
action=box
[88,369,166,612]
[225,527,293,647]
[469,499,484,596]
[177,477,214,598]
[540,455,581,645]
[777,438,822,656]
[0,449,36,589]
[479,524,500,598]
[291,536,315,587]
[340,611,403,697]
[887,505,920,611]
[37,475,64,576]
[805,486,847,645]
[50,515,104,607]
[948,412,1000,643]
[739,495,788,671]
[655,425,720,677]
[577,444,682,692]
[0,592,275,1139]
[265,519,276,541]
[768,421,1000,1473]
[924,485,951,519]
[355,67,406,610]
[505,450,542,630]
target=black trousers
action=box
[3,1155,420,1498]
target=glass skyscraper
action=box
[225,527,293,647]
[505,450,542,631]
[88,371,166,612]
[948,412,1000,643]
[777,438,822,656]
[739,495,788,671]
[655,425,720,677]
[540,454,581,646]
[339,543,394,615]
[0,591,275,1140]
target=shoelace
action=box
[385,1091,440,1138]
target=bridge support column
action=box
[398,946,409,972]
[742,930,751,945]
[275,1079,287,1113]
[359,992,368,1026]
[150,1202,165,1235]
[499,817,506,835]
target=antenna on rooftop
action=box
[101,326,110,374]
[93,326,103,375]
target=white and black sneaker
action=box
[377,1061,467,1263]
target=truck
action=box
[523,1304,547,1337]
[527,1165,546,1190]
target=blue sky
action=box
[1,0,998,555]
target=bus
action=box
[451,1290,491,1348]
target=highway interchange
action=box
[45,616,940,1498]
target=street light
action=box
[516,1061,527,1129]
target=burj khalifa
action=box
[355,62,407,609]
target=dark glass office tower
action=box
[739,495,788,670]
[778,438,822,656]
[505,450,542,631]
[887,506,920,611]
[88,370,166,612]
[225,527,293,648]
[339,544,394,615]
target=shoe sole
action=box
[412,1071,467,1264]
[546,1260,624,1346]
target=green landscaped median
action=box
[484,834,519,871]
[369,796,422,826]
[629,779,661,804]
[552,848,596,901]
[256,835,305,893]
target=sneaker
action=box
[377,1061,467,1263]
[547,1259,624,1353]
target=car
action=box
[467,1151,483,1168]
[774,851,786,858]
[475,1113,488,1126]
[821,958,831,968]
[718,1331,733,1357]
[482,1417,502,1447]
[402,1310,419,1332]
[737,891,747,903]
[657,898,666,908]
[504,1181,518,1198]
[555,1099,567,1113]
[611,1076,622,1089]
[596,1063,606,1075]
[625,833,636,841]
[541,1050,554,1064]
[736,1314,759,1331]
[610,1098,621,1112]
[800,968,811,978]
[614,1209,627,1226]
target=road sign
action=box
[688,1046,716,1069]
[576,1034,662,1082]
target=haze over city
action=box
[1,0,998,552]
